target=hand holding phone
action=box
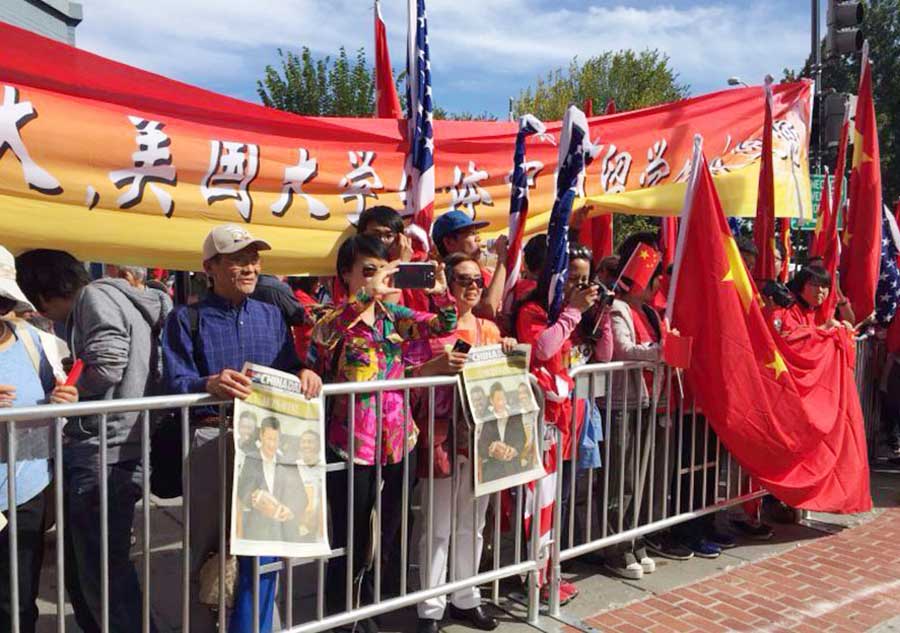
[393,262,436,289]
[451,338,472,354]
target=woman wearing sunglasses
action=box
[312,235,456,633]
[407,252,516,633]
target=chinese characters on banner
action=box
[0,22,813,274]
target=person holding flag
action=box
[514,105,605,604]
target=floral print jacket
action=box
[312,290,457,465]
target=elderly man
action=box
[162,224,322,633]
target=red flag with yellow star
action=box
[811,171,840,323]
[668,137,871,513]
[618,242,661,293]
[840,44,882,322]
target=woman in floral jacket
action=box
[313,234,456,632]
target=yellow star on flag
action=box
[638,249,650,260]
[852,130,873,168]
[721,233,754,312]
[765,349,787,380]
[842,230,853,247]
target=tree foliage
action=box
[784,0,900,202]
[513,49,689,248]
[512,49,689,121]
[257,47,374,116]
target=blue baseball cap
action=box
[431,210,490,245]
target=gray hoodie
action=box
[66,278,172,463]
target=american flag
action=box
[404,0,435,244]
[502,114,546,307]
[876,204,900,325]
[539,106,588,323]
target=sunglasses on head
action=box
[451,275,485,289]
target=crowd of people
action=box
[0,204,882,633]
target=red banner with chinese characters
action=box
[0,22,813,274]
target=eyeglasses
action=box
[451,275,484,289]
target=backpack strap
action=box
[8,320,42,376]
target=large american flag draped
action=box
[502,114,546,307]
[404,0,435,244]
[539,106,589,323]
[876,205,900,325]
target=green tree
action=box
[784,0,900,202]
[513,49,690,248]
[258,46,374,116]
[512,49,688,121]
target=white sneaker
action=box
[635,547,656,574]
[603,552,644,580]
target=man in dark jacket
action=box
[16,249,171,633]
[236,417,308,543]
[476,383,527,485]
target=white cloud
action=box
[75,0,811,112]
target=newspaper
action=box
[462,344,545,497]
[230,363,330,558]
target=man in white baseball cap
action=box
[163,224,321,633]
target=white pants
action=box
[416,456,491,620]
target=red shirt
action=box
[292,289,317,363]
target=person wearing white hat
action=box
[161,224,322,633]
[0,246,78,633]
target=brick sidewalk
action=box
[584,508,900,633]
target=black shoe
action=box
[731,519,774,541]
[646,534,694,561]
[449,605,498,631]
[417,619,440,633]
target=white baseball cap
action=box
[0,246,35,313]
[202,224,272,263]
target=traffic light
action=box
[822,92,850,149]
[826,0,864,57]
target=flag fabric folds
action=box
[374,0,402,119]
[659,217,678,270]
[812,171,840,324]
[503,115,546,306]
[840,42,882,322]
[752,75,777,282]
[876,205,900,326]
[405,0,435,243]
[539,106,589,323]
[669,135,871,514]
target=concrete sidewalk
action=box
[34,466,899,633]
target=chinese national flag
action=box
[752,76,777,282]
[669,138,871,513]
[812,172,839,324]
[619,242,661,293]
[659,216,678,269]
[840,46,882,321]
[374,0,402,119]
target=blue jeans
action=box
[63,454,157,633]
[229,556,278,633]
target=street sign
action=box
[795,173,846,231]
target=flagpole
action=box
[665,135,704,325]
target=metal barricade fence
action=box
[0,375,545,633]
[546,361,767,618]
[0,356,886,633]
[854,335,884,461]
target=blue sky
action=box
[76,0,819,117]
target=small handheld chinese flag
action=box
[617,243,661,293]
[661,324,692,369]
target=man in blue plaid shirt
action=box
[162,224,322,633]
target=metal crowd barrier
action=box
[0,354,886,633]
[546,361,767,617]
[0,375,544,633]
[854,335,884,461]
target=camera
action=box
[762,280,795,309]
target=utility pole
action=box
[812,0,822,172]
